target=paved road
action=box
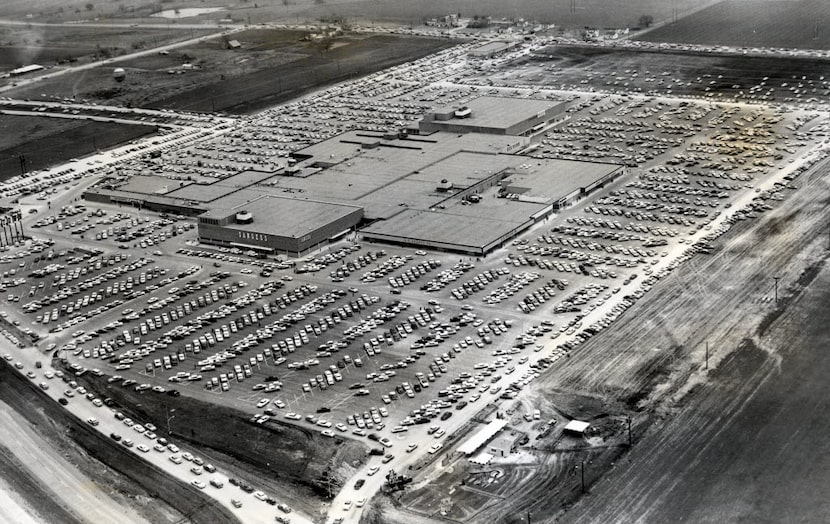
[0,337,312,524]
[0,406,150,524]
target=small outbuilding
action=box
[563,420,590,435]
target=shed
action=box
[563,420,590,435]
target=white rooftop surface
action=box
[470,452,494,465]
[564,420,590,433]
[457,419,508,455]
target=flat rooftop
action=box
[470,41,514,54]
[503,158,622,201]
[430,96,566,131]
[167,169,283,203]
[201,194,361,239]
[116,175,183,195]
[362,208,523,252]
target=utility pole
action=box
[773,276,780,305]
[627,416,632,447]
[705,341,709,370]
[580,460,586,493]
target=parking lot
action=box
[0,28,827,524]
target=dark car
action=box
[58,397,69,406]
[441,412,453,421]
[354,479,365,489]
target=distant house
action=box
[226,40,241,49]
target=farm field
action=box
[5,31,452,115]
[0,26,217,72]
[145,33,454,114]
[638,0,830,50]
[479,45,830,104]
[1,0,714,27]
[0,115,156,182]
[274,0,714,27]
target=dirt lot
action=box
[5,30,453,114]
[0,115,157,182]
[639,0,830,50]
[0,436,82,524]
[562,244,830,519]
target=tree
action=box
[85,2,94,11]
[638,15,654,28]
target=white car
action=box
[253,491,267,501]
[343,500,352,511]
[356,497,366,508]
[191,480,206,489]
[256,399,270,409]
[367,465,380,476]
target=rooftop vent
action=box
[235,211,253,224]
